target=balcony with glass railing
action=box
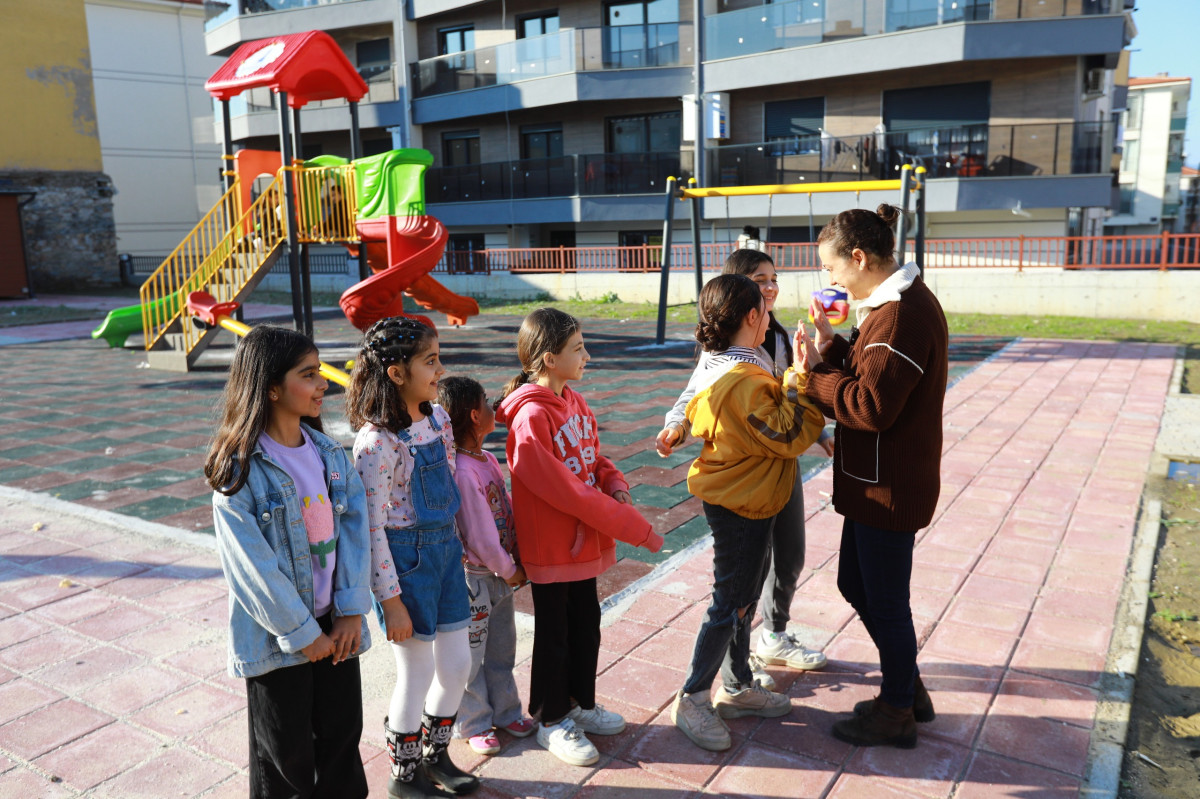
[708,121,1115,186]
[204,0,373,31]
[410,23,689,99]
[706,0,1117,61]
[426,151,694,204]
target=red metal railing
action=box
[433,233,1200,274]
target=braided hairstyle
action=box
[346,316,437,432]
[695,274,763,353]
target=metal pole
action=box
[221,100,234,194]
[278,92,304,334]
[691,0,705,189]
[914,166,926,277]
[897,165,912,265]
[349,101,363,160]
[656,177,678,345]
[690,189,704,315]
[291,105,314,338]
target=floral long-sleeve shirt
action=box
[352,406,456,601]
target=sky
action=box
[1129,2,1200,166]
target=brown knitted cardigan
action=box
[804,274,948,532]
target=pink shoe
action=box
[503,717,537,738]
[468,729,501,755]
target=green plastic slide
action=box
[91,293,181,348]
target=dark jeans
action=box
[529,578,601,724]
[682,502,775,695]
[245,615,367,799]
[836,516,918,708]
[760,472,806,633]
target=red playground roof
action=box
[205,30,367,108]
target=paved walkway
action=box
[0,334,1175,797]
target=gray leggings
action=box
[759,470,806,633]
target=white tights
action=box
[388,627,471,733]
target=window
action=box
[605,0,676,26]
[356,38,391,83]
[519,12,560,38]
[1125,94,1143,130]
[764,97,824,154]
[447,234,486,274]
[438,26,474,56]
[442,131,480,167]
[1120,138,1139,174]
[608,112,680,153]
[522,125,564,159]
[1118,185,1135,215]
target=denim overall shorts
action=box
[378,416,469,641]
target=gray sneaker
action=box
[671,690,731,751]
[748,652,777,691]
[756,630,828,671]
[713,683,792,719]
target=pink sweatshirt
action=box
[453,450,518,580]
[496,383,662,584]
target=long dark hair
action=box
[723,247,792,365]
[818,203,901,262]
[204,325,323,496]
[346,316,438,433]
[696,274,763,353]
[499,307,581,400]
[437,376,486,446]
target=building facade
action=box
[1,0,118,291]
[1105,74,1191,235]
[203,0,1135,255]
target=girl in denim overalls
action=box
[205,326,372,799]
[348,317,477,799]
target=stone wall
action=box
[1,170,119,290]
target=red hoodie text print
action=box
[553,414,597,485]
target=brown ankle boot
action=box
[852,676,935,723]
[833,698,918,749]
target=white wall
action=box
[86,0,224,256]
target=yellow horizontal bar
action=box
[215,317,350,388]
[681,179,904,198]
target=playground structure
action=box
[92,30,477,370]
[653,168,927,344]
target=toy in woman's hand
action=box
[809,288,850,325]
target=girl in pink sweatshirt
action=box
[437,376,536,756]
[495,308,663,768]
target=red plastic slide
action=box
[338,215,479,331]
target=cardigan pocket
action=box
[838,428,880,484]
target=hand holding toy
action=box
[808,288,849,326]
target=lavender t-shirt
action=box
[260,430,336,617]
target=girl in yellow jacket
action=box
[670,273,826,752]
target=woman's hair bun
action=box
[876,203,901,226]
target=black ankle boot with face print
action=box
[421,713,479,795]
[384,718,452,798]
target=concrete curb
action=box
[0,484,216,554]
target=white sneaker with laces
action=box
[536,717,599,766]
[748,652,777,691]
[756,630,827,670]
[567,703,626,735]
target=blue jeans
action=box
[682,502,775,696]
[836,516,918,708]
[378,524,469,641]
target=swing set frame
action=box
[653,166,927,345]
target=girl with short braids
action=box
[801,203,949,749]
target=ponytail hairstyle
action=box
[817,203,902,264]
[204,325,323,496]
[695,274,764,353]
[500,307,581,400]
[346,316,438,433]
[437,375,486,447]
[723,247,792,365]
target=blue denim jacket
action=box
[212,424,373,678]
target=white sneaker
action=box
[713,682,792,719]
[757,630,827,670]
[567,703,626,735]
[748,652,777,691]
[536,718,599,766]
[671,690,731,752]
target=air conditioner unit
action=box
[1084,68,1106,96]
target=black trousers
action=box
[244,617,367,799]
[529,578,601,724]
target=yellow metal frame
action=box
[677,169,924,199]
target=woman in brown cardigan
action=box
[799,204,948,749]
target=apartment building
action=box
[203,0,1135,255]
[1104,74,1191,235]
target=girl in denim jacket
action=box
[349,317,477,799]
[204,326,373,799]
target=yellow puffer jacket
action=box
[685,362,825,519]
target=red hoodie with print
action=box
[496,383,663,584]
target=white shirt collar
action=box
[855,262,920,326]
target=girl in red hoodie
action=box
[496,307,663,768]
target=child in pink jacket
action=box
[495,308,662,768]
